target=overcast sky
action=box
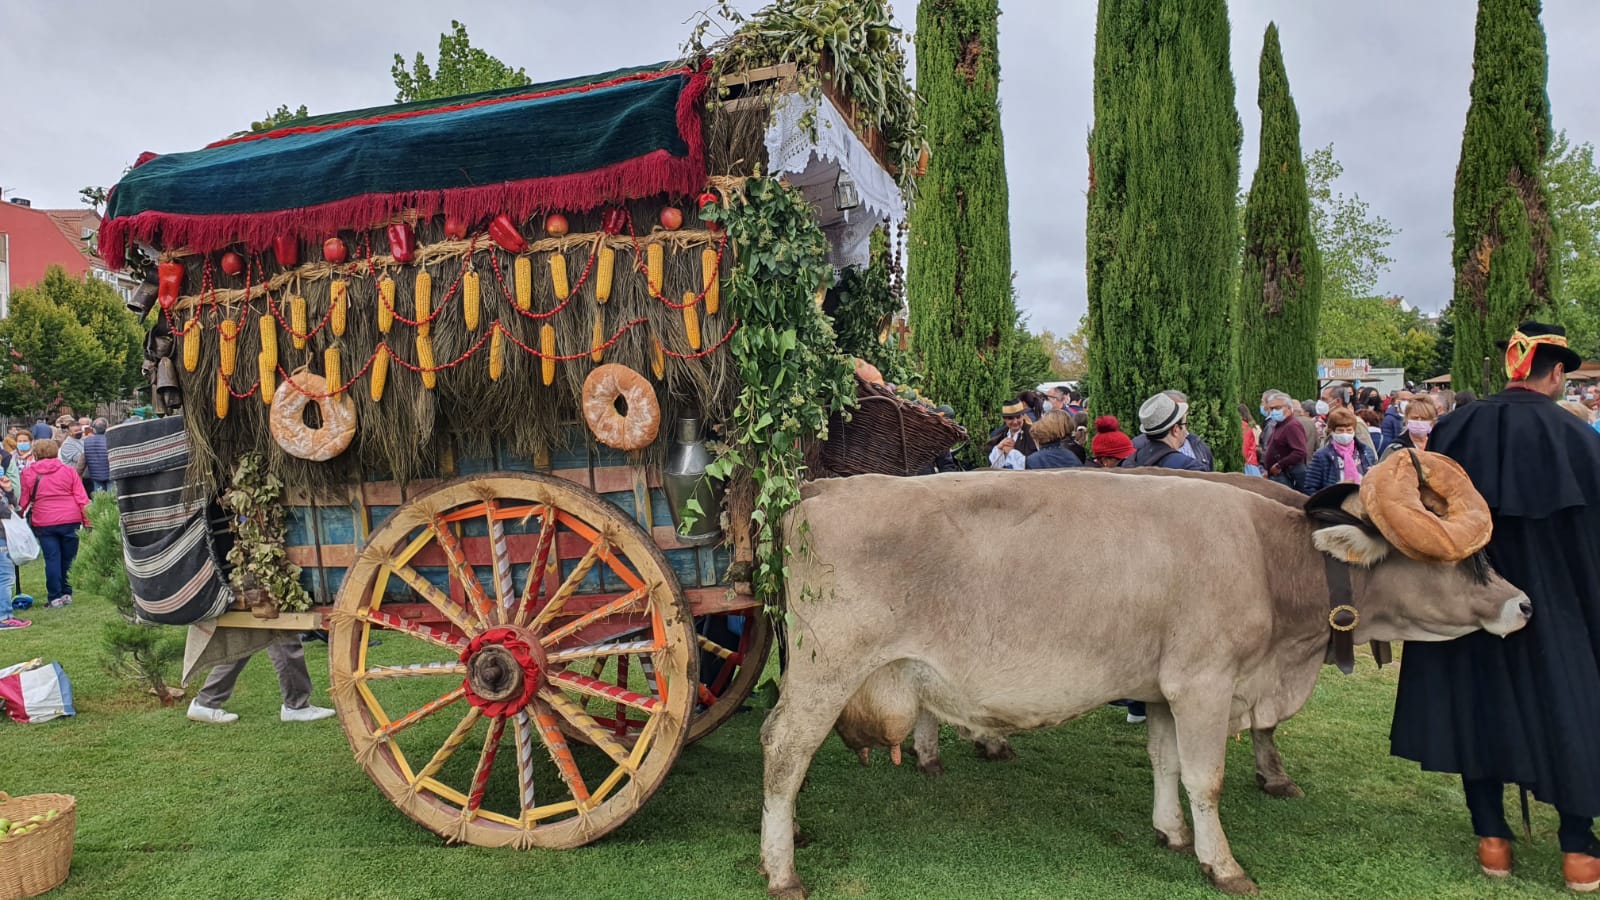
[4,1,1596,337]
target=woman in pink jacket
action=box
[20,439,90,608]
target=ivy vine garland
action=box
[221,452,313,614]
[701,177,856,608]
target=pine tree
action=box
[1087,0,1243,467]
[906,0,1016,455]
[1449,0,1558,393]
[1237,23,1321,407]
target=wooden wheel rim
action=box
[328,472,696,849]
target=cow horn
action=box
[1406,448,1430,490]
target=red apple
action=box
[219,251,244,276]
[659,206,684,231]
[444,216,468,240]
[545,213,569,237]
[323,237,347,264]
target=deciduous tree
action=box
[0,267,143,416]
[392,20,530,103]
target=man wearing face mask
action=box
[1258,391,1308,489]
[1391,321,1600,889]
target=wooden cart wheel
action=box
[560,606,773,748]
[327,473,696,849]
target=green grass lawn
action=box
[0,568,1578,898]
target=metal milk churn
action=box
[662,418,724,546]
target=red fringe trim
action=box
[99,68,710,269]
[206,66,695,151]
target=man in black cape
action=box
[1391,321,1600,891]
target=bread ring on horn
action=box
[1358,449,1492,562]
[270,371,357,461]
[582,364,661,452]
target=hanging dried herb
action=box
[220,452,312,613]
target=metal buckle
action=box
[1328,604,1360,632]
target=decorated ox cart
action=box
[97,8,948,851]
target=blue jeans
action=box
[0,541,11,618]
[35,523,79,602]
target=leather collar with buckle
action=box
[1323,557,1393,673]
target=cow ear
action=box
[1312,524,1391,568]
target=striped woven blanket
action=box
[107,416,233,625]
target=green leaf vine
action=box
[221,452,312,614]
[701,178,856,609]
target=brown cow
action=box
[761,470,1529,897]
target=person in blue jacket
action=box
[1301,407,1377,494]
[1123,393,1207,471]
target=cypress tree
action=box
[1450,0,1558,393]
[1237,23,1321,407]
[906,0,1015,453]
[1087,0,1243,467]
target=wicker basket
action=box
[0,792,76,899]
[816,376,968,477]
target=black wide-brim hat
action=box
[1496,320,1583,372]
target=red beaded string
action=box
[273,344,387,401]
[662,318,740,358]
[378,326,498,375]
[625,213,730,310]
[494,317,648,361]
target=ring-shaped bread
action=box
[270,371,357,461]
[582,364,661,451]
[1359,448,1492,562]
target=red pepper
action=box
[488,214,528,253]
[157,262,184,310]
[387,222,416,263]
[273,235,299,267]
[601,207,629,236]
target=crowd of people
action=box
[0,414,115,631]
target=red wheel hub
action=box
[461,627,544,717]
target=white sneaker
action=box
[281,704,335,722]
[188,701,239,724]
[1126,713,1147,724]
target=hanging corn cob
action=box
[417,333,436,389]
[596,245,615,302]
[330,278,348,336]
[215,371,230,419]
[540,325,556,385]
[324,347,341,393]
[650,334,666,379]
[258,353,276,405]
[702,247,720,315]
[219,319,239,376]
[550,253,569,300]
[289,295,308,349]
[378,275,396,333]
[462,270,481,331]
[489,325,504,381]
[590,309,605,362]
[415,270,432,338]
[647,243,664,296]
[182,317,201,372]
[370,346,390,401]
[515,257,532,310]
[682,291,702,351]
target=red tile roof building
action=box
[0,198,137,317]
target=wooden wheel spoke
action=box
[530,537,610,631]
[362,662,467,682]
[514,506,559,627]
[697,683,719,707]
[373,687,467,742]
[531,697,590,803]
[544,690,636,772]
[549,669,660,713]
[485,502,516,625]
[540,586,649,647]
[546,638,660,664]
[428,515,494,626]
[697,634,739,662]
[513,711,538,814]
[361,608,470,652]
[412,707,482,786]
[465,717,507,817]
[384,563,478,637]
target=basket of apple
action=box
[0,792,76,898]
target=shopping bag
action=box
[3,515,40,566]
[0,659,76,724]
